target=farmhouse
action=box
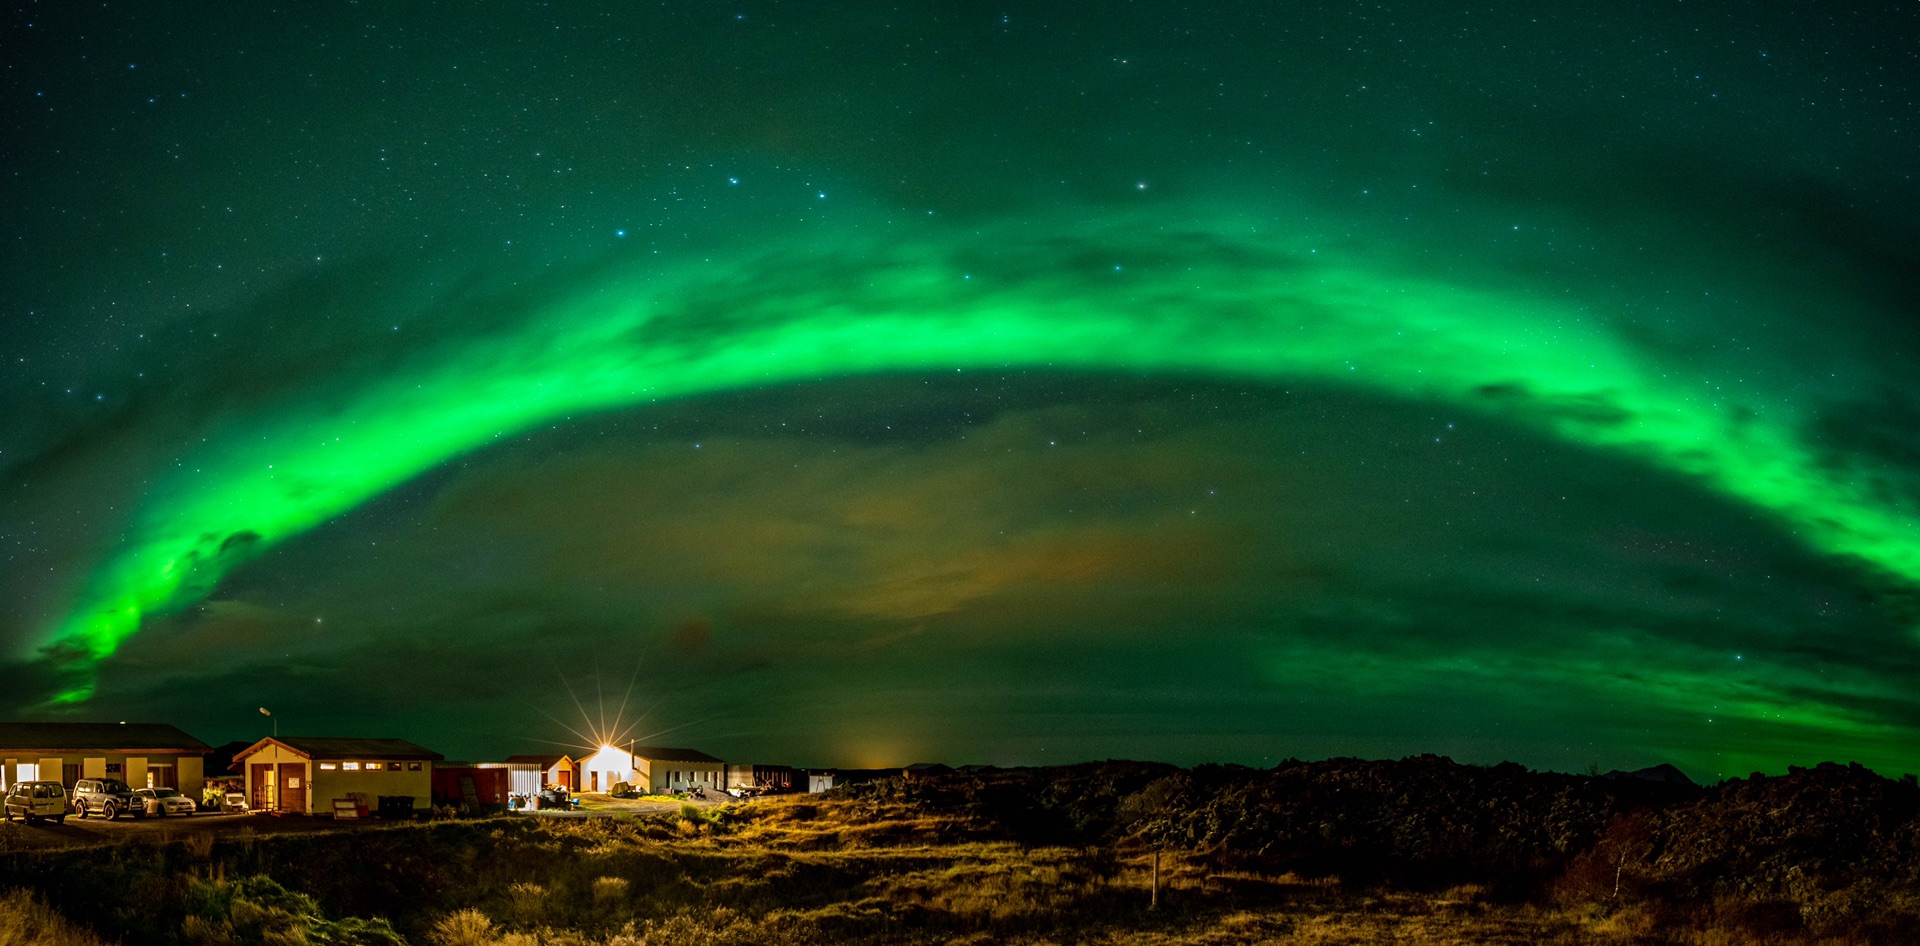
[633,746,726,793]
[575,744,725,793]
[235,736,441,816]
[0,722,209,797]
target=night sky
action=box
[4,2,1918,778]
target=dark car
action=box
[72,778,144,820]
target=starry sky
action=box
[3,1,1917,778]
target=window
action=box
[319,763,338,770]
[388,762,401,771]
[407,762,421,771]
[342,762,360,771]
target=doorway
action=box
[251,764,274,809]
[277,763,307,813]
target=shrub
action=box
[506,881,548,926]
[593,876,630,904]
[0,888,111,946]
[183,831,217,859]
[429,908,494,946]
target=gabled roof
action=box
[0,722,209,754]
[502,753,574,767]
[235,736,443,762]
[630,745,724,764]
[203,740,255,776]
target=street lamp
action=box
[259,707,276,738]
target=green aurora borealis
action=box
[4,1,1918,775]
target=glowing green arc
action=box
[40,214,1919,707]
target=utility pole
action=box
[1151,848,1160,910]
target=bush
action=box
[0,888,110,946]
[505,882,547,926]
[429,909,493,946]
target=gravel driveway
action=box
[0,793,735,851]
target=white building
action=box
[575,744,725,793]
[481,754,578,797]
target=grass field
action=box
[2,780,1910,946]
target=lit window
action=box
[388,762,401,771]
[342,762,360,771]
[407,762,421,771]
[319,763,338,770]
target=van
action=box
[2,780,70,824]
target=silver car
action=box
[133,787,198,816]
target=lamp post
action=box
[259,707,276,738]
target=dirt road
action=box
[0,793,731,851]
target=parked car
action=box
[133,787,198,816]
[72,778,145,820]
[2,780,70,824]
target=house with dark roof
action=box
[633,745,726,794]
[0,722,210,797]
[233,736,442,816]
[575,744,725,794]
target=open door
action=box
[251,763,274,810]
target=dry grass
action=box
[428,909,494,946]
[0,889,112,946]
[180,830,216,860]
[504,881,547,926]
[3,791,1906,946]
